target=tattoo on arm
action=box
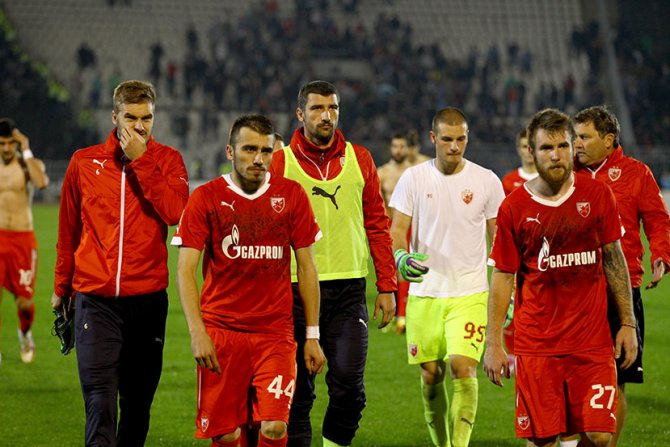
[602,241,635,325]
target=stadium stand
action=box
[1,0,668,185]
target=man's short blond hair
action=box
[113,80,156,113]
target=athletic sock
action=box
[450,377,478,447]
[559,439,578,447]
[257,433,286,447]
[421,379,450,447]
[18,301,35,334]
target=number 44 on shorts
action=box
[267,375,295,400]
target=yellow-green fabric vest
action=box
[283,143,368,282]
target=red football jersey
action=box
[489,176,621,355]
[174,174,321,336]
[501,168,537,196]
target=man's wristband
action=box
[22,148,34,160]
[621,323,636,329]
[306,326,320,340]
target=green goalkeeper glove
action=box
[394,249,430,282]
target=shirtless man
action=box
[0,118,49,364]
[378,133,410,213]
[377,133,411,334]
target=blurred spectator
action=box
[89,71,103,108]
[76,42,97,71]
[166,60,177,97]
[149,42,164,87]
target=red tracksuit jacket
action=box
[575,147,670,287]
[54,130,189,298]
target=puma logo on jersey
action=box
[220,200,235,212]
[93,159,107,175]
[525,213,541,225]
[312,185,341,209]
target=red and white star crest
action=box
[517,415,530,430]
[271,197,285,213]
[608,167,621,182]
[409,344,418,357]
[576,202,591,218]
[461,189,474,204]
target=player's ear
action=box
[226,144,233,161]
[111,111,118,126]
[296,107,304,123]
[429,130,436,144]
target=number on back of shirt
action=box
[267,374,295,400]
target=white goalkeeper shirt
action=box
[390,159,504,298]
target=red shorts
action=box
[0,230,38,298]
[515,349,617,439]
[195,327,297,439]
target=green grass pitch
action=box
[0,204,668,446]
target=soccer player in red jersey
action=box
[499,128,538,376]
[501,129,537,196]
[175,114,326,447]
[573,105,670,446]
[484,109,638,447]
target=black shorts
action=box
[608,287,644,384]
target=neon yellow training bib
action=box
[283,143,369,282]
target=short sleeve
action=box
[488,198,520,273]
[171,186,209,250]
[388,168,414,217]
[485,172,506,220]
[290,185,321,250]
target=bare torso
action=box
[378,160,409,207]
[0,158,34,230]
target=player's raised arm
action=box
[13,128,49,189]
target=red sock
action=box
[212,436,241,447]
[18,301,35,334]
[257,432,286,447]
[212,427,248,447]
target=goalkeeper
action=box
[389,108,505,447]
